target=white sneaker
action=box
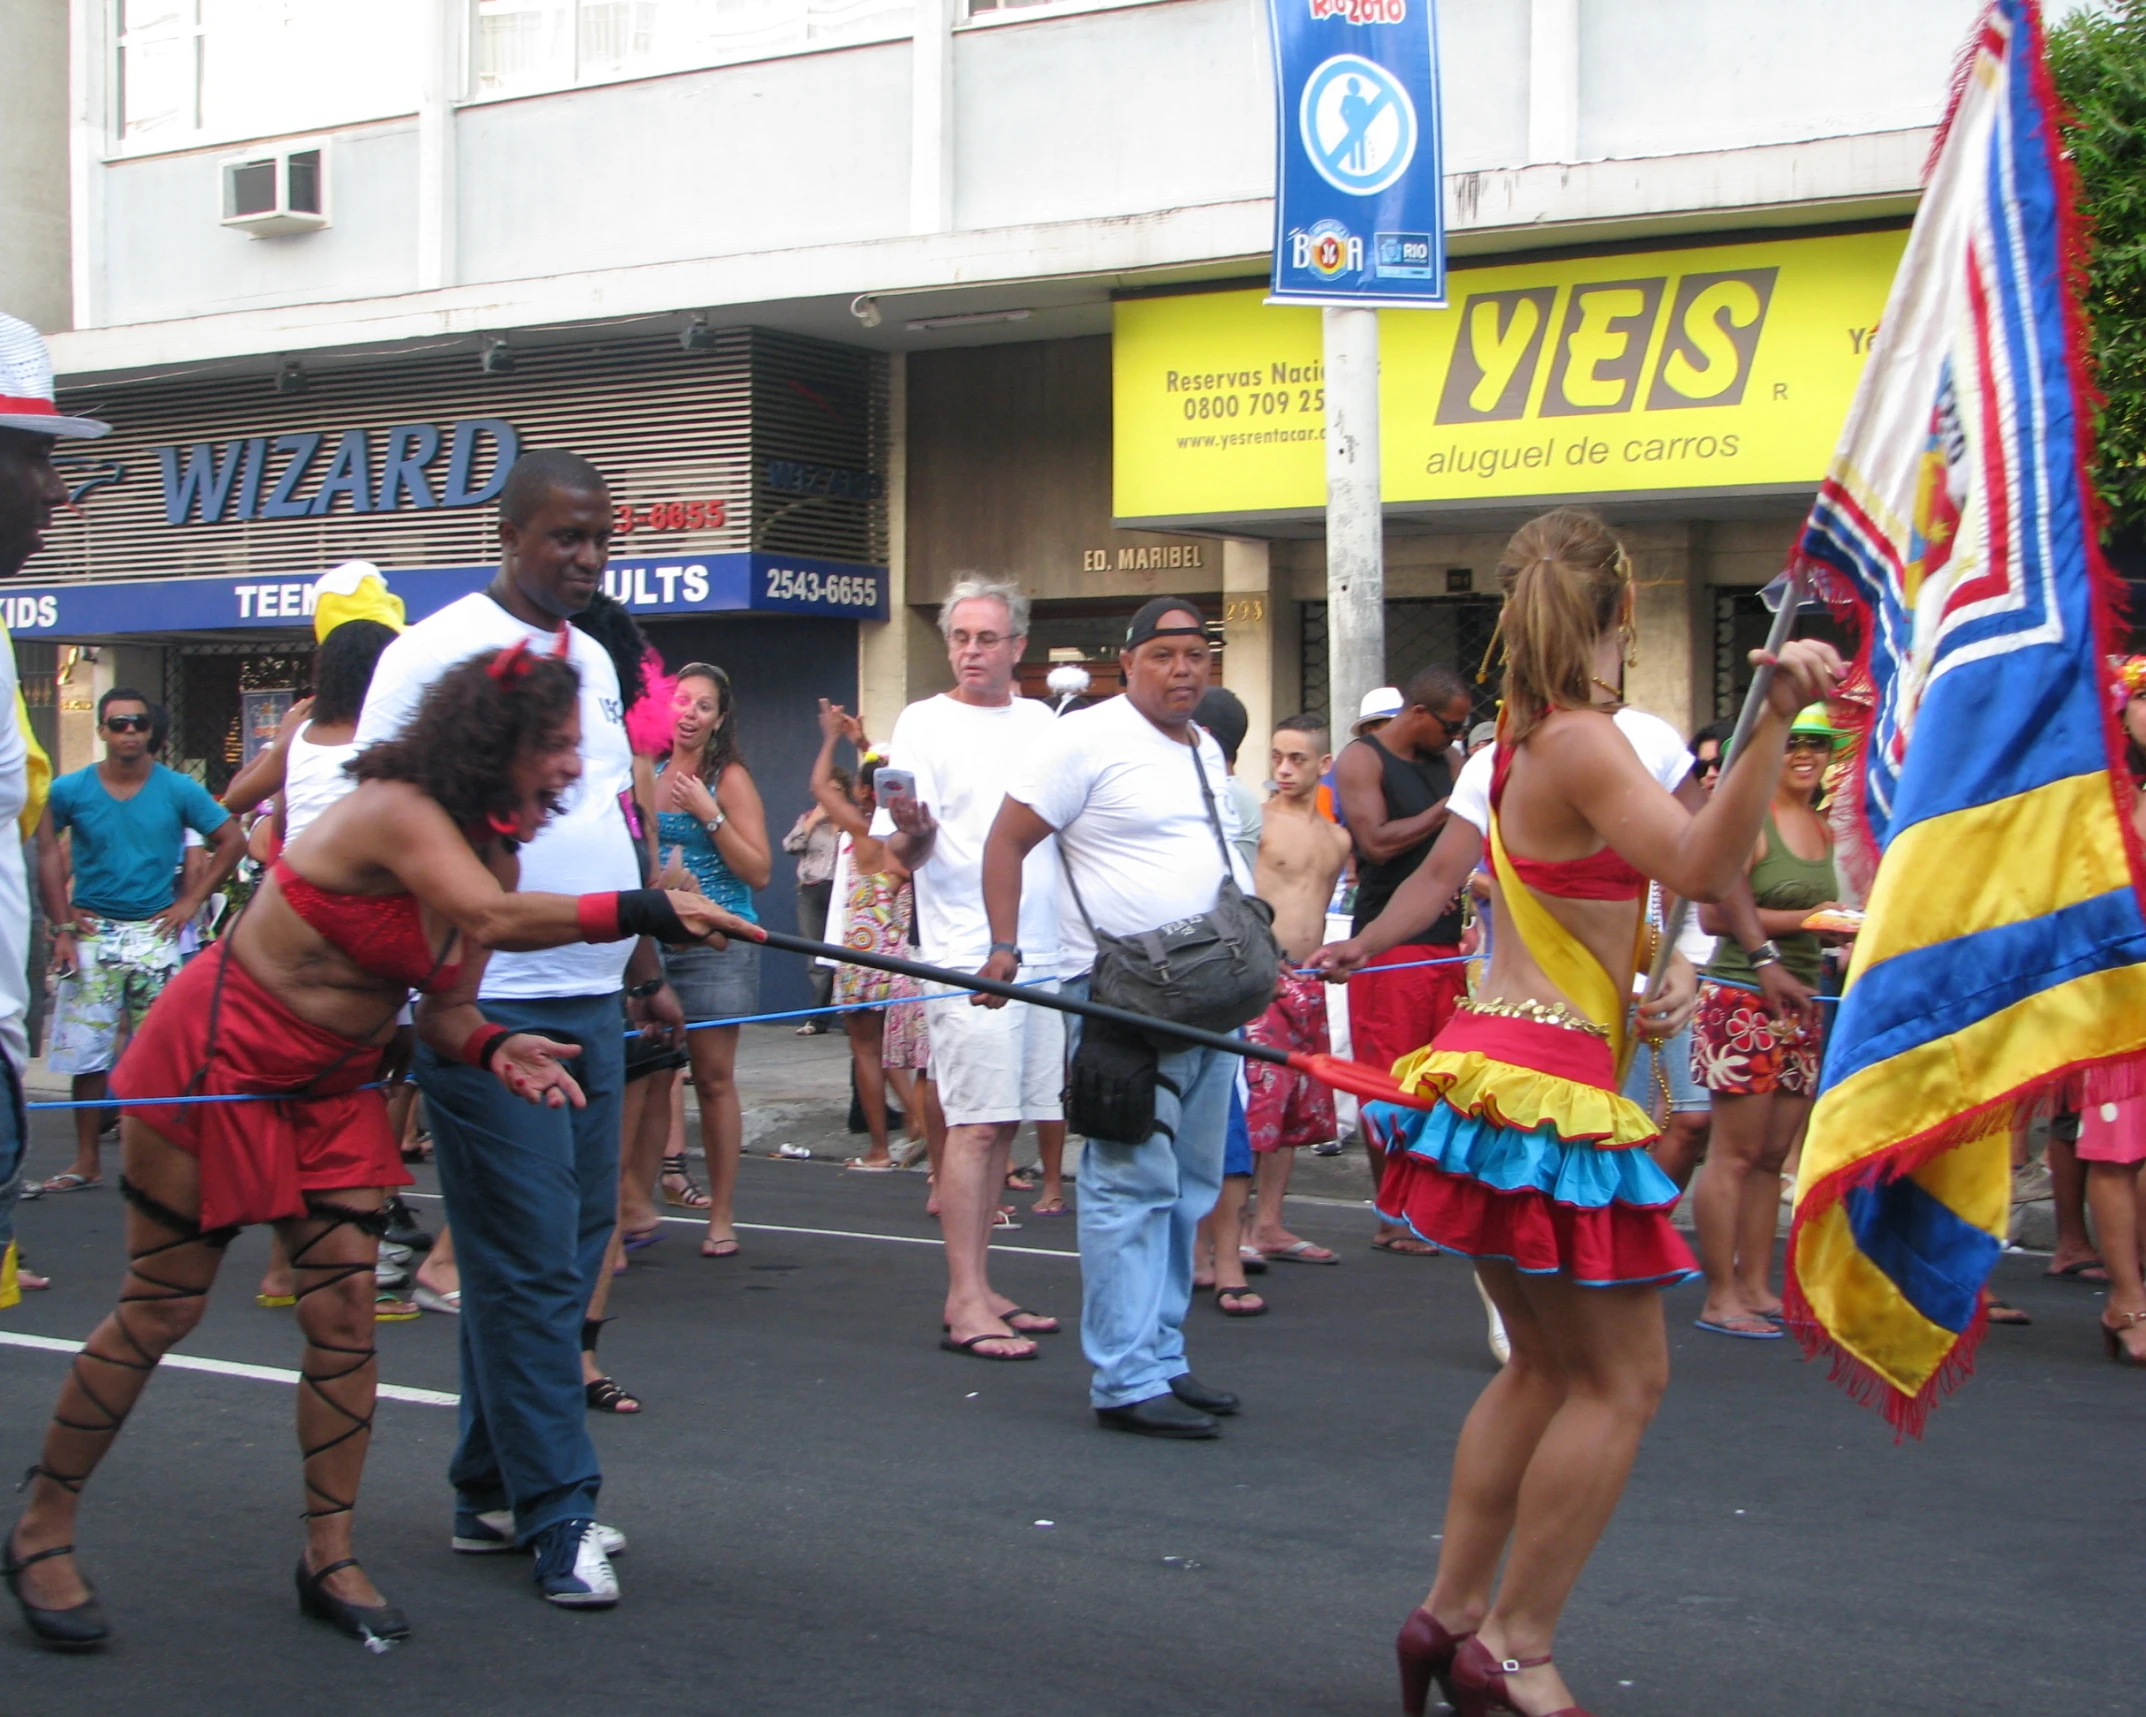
[1474,1272,1511,1365]
[454,1509,627,1557]
[533,1519,621,1608]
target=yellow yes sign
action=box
[1113,228,1906,522]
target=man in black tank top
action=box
[1333,665,1475,1254]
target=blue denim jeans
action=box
[1064,976,1234,1409]
[417,992,624,1539]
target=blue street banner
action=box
[1266,0,1445,307]
[0,551,886,641]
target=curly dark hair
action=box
[348,648,580,830]
[310,619,398,726]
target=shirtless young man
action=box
[1246,716,1354,1262]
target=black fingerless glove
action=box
[615,887,693,944]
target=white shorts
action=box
[925,977,1065,1128]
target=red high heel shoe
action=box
[1396,1607,1472,1716]
[1450,1636,1593,1717]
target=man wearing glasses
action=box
[1333,663,1477,1257]
[33,689,241,1192]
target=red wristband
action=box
[460,1023,509,1069]
[576,892,623,942]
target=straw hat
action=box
[0,313,109,439]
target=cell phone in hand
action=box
[875,768,917,806]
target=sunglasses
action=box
[1433,713,1470,738]
[1785,734,1836,754]
[1694,755,1723,775]
[103,714,151,734]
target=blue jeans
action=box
[1065,976,1234,1410]
[417,992,624,1539]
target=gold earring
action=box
[1622,625,1639,669]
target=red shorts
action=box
[112,943,407,1232]
[1244,969,1337,1152]
[1690,981,1823,1098]
[1348,943,1467,1080]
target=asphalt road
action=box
[0,1124,2135,1716]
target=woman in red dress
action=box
[5,645,744,1651]
[1321,510,1841,1717]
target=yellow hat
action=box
[311,561,405,642]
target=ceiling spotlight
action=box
[849,294,882,330]
[275,358,307,395]
[679,314,717,353]
[479,335,515,375]
[903,307,1033,333]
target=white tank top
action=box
[283,727,360,841]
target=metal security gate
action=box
[1712,590,1855,720]
[169,642,314,795]
[1301,597,1503,729]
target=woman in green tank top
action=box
[1688,706,1848,1339]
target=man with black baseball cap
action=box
[980,597,1252,1438]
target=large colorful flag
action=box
[1784,0,2146,1435]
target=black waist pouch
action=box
[1066,1015,1172,1145]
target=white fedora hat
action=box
[1351,685,1404,735]
[0,313,110,439]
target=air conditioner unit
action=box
[220,143,329,236]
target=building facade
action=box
[7,0,2005,988]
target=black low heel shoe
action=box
[294,1555,411,1647]
[4,1530,111,1651]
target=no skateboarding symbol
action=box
[1299,54,1417,197]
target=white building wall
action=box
[52,0,2017,371]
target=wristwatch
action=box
[704,809,726,837]
[1746,940,1785,969]
[626,978,666,1000]
[989,940,1022,963]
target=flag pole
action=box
[1636,562,1812,1010]
[732,923,1437,1111]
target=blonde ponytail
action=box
[1493,509,1630,745]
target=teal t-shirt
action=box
[49,763,230,921]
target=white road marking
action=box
[0,1330,458,1406]
[395,1191,1084,1260]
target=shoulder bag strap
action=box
[1185,728,1239,881]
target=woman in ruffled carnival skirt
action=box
[1317,510,1841,1717]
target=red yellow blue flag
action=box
[1784,0,2146,1434]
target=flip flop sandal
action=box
[1370,1236,1439,1256]
[256,1291,298,1309]
[939,1331,1037,1361]
[843,1158,896,1173]
[2045,1258,2111,1283]
[1693,1316,1783,1340]
[991,1210,1022,1231]
[1216,1287,1268,1318]
[412,1285,462,1315]
[1985,1299,2032,1326]
[38,1173,100,1194]
[1235,1248,1270,1275]
[375,1296,421,1322]
[700,1237,741,1259]
[621,1228,664,1251]
[585,1376,643,1413]
[1003,1307,1059,1335]
[1030,1199,1072,1217]
[1262,1240,1339,1265]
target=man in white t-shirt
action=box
[354,449,683,1610]
[980,598,1251,1439]
[875,577,1067,1360]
